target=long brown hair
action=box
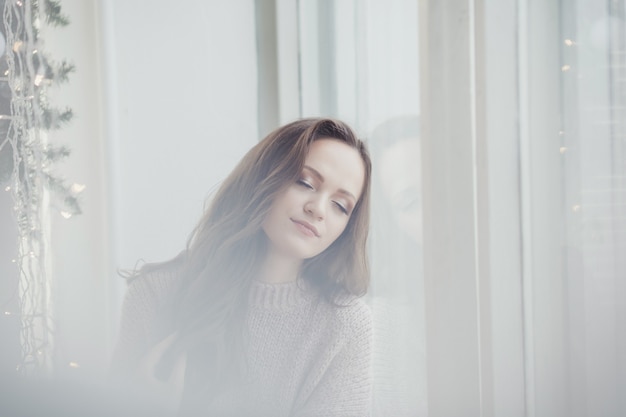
[142,118,371,401]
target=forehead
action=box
[305,138,366,200]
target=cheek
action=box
[262,201,285,235]
[326,217,351,243]
[265,191,293,218]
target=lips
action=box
[291,219,320,237]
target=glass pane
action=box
[299,1,426,415]
[557,0,625,415]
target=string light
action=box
[560,147,568,154]
[33,73,44,86]
[68,362,80,368]
[70,183,86,194]
[60,211,72,219]
[564,39,575,46]
[4,186,10,191]
[561,64,571,72]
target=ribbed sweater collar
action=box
[248,279,314,310]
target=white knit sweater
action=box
[111,265,372,417]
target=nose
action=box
[304,197,325,220]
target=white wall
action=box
[43,0,110,375]
[105,0,258,271]
[43,0,258,374]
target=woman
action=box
[111,118,373,416]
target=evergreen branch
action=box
[41,107,73,130]
[43,145,71,161]
[63,195,81,215]
[52,60,75,83]
[43,0,70,27]
[30,54,72,85]
[42,172,82,215]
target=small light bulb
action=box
[60,211,72,219]
[4,186,10,191]
[564,39,575,46]
[561,64,571,72]
[69,362,80,368]
[559,147,567,154]
[70,183,86,194]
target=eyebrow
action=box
[303,165,358,201]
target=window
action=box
[272,0,626,415]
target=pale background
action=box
[4,1,623,416]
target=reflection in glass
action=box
[297,1,426,414]
[368,115,425,416]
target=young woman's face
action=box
[379,138,422,245]
[262,138,366,262]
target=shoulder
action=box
[124,261,184,307]
[322,293,373,343]
[112,260,185,370]
[117,260,185,341]
[335,295,371,323]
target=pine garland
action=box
[42,0,68,27]
[0,0,79,215]
[1,0,77,374]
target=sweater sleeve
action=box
[294,303,373,417]
[110,275,160,376]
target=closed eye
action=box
[297,179,314,190]
[333,201,349,215]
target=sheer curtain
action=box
[298,0,426,415]
[293,0,625,416]
[550,0,626,414]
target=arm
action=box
[110,263,182,375]
[110,275,159,376]
[109,273,186,414]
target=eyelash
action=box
[297,179,350,215]
[297,179,314,189]
[334,202,349,215]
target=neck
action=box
[258,251,302,284]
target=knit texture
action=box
[111,265,372,417]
